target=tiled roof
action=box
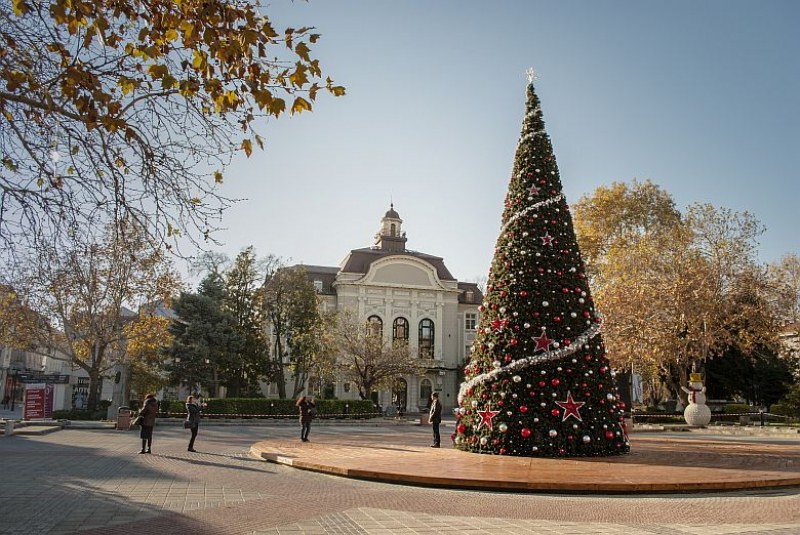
[457,282,484,304]
[340,248,456,281]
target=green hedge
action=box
[52,409,107,421]
[724,403,752,414]
[158,398,378,419]
[770,402,799,418]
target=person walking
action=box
[296,395,316,442]
[429,392,442,448]
[185,395,201,452]
[2,394,9,410]
[137,393,159,454]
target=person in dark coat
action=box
[429,392,442,448]
[185,395,201,452]
[296,395,316,442]
[137,393,159,454]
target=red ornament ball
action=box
[521,428,532,438]
[519,405,528,413]
[551,408,561,418]
[551,378,560,387]
[605,431,615,440]
[457,423,466,434]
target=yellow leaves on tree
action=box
[0,286,38,349]
[125,314,173,366]
[0,0,345,251]
[573,180,776,389]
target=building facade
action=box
[277,205,482,414]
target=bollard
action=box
[4,419,13,437]
[760,410,765,427]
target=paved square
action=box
[1,423,799,534]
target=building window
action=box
[393,317,409,344]
[390,223,396,236]
[466,290,474,302]
[465,313,477,331]
[418,319,434,358]
[367,315,383,339]
[313,280,323,292]
[419,378,433,408]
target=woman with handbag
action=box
[185,395,201,452]
[137,393,159,454]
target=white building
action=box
[272,205,482,414]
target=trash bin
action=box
[117,407,132,431]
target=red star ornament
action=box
[555,391,586,422]
[540,233,555,246]
[533,329,552,352]
[528,184,541,196]
[476,405,501,431]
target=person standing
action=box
[137,393,159,454]
[185,395,201,452]
[2,394,9,410]
[296,395,316,442]
[429,392,442,448]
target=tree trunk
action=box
[272,337,286,398]
[87,369,103,411]
[667,363,691,407]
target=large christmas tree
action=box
[454,73,630,457]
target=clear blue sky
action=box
[198,0,799,284]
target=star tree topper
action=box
[555,391,586,422]
[476,405,501,431]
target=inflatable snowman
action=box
[681,372,711,426]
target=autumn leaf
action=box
[12,0,30,16]
[291,96,312,114]
[241,138,253,157]
[214,171,224,184]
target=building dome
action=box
[384,203,400,219]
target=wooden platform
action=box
[250,426,800,493]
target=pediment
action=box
[371,262,432,286]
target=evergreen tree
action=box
[164,274,242,397]
[223,247,270,397]
[455,75,630,457]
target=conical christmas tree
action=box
[454,74,630,457]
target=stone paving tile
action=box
[256,507,800,535]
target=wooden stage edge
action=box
[249,434,800,494]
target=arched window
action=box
[366,315,383,339]
[393,317,409,344]
[390,223,396,236]
[419,378,433,408]
[418,318,434,358]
